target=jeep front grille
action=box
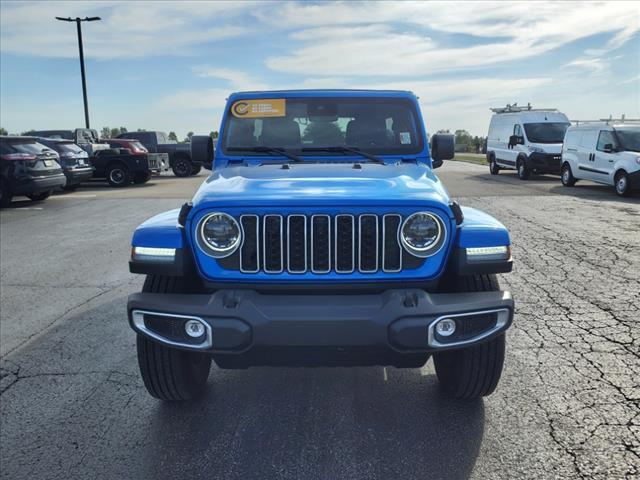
[237,214,404,274]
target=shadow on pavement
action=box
[142,366,485,480]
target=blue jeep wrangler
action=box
[127,90,514,401]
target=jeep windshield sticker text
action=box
[231,99,286,118]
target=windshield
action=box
[9,141,51,155]
[615,128,640,152]
[523,123,570,144]
[222,97,423,157]
[56,142,85,154]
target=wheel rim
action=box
[110,168,125,184]
[562,169,569,183]
[519,164,524,176]
[175,161,189,176]
[617,176,627,193]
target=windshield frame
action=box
[220,96,425,159]
[523,122,570,144]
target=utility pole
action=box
[55,16,101,129]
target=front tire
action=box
[614,170,631,197]
[136,275,211,401]
[561,163,577,187]
[191,164,202,176]
[433,274,506,399]
[517,157,530,180]
[26,191,51,202]
[489,156,500,175]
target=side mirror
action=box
[191,135,214,170]
[509,135,524,147]
[430,133,455,168]
[603,143,614,153]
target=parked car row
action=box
[0,128,214,207]
[485,105,639,196]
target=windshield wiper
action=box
[227,146,302,163]
[301,146,385,164]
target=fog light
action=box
[185,320,205,338]
[435,318,456,337]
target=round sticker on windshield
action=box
[231,99,286,118]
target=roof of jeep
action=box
[229,89,416,99]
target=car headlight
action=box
[400,212,446,257]
[198,212,241,258]
[528,146,544,153]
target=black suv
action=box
[36,138,94,191]
[0,136,66,207]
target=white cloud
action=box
[264,1,639,76]
[0,1,252,59]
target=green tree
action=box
[137,128,146,132]
[168,131,178,142]
[209,131,219,140]
[183,131,194,143]
[0,127,7,136]
[100,127,111,139]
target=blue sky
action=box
[1,1,638,138]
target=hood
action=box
[191,162,450,209]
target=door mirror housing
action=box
[509,135,525,147]
[603,143,614,153]
[191,135,214,170]
[430,133,455,168]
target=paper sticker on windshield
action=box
[231,99,286,118]
[399,132,411,144]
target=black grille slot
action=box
[383,215,402,272]
[240,215,259,272]
[359,215,378,272]
[143,315,204,345]
[311,215,330,273]
[335,215,354,272]
[287,215,306,273]
[263,215,283,272]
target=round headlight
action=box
[198,212,241,258]
[400,212,445,257]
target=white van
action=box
[561,122,640,197]
[486,104,570,180]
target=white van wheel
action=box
[615,171,631,197]
[517,158,530,180]
[561,163,576,187]
[489,157,500,175]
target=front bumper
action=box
[127,289,514,366]
[527,152,562,174]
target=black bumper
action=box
[127,289,514,367]
[11,174,67,195]
[527,152,562,174]
[63,167,94,186]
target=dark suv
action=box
[36,138,94,191]
[0,136,66,207]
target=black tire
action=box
[172,157,193,177]
[0,179,12,208]
[517,157,530,180]
[191,164,202,176]
[106,163,131,188]
[61,183,79,192]
[614,170,631,197]
[489,155,500,175]
[433,274,506,400]
[136,275,211,401]
[133,170,151,184]
[561,163,577,187]
[26,191,51,202]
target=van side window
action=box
[513,124,522,137]
[596,131,617,152]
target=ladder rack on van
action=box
[490,103,558,114]
[571,115,640,125]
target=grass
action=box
[452,153,487,166]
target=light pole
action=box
[55,16,101,129]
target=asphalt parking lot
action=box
[1,161,638,480]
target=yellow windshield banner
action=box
[231,99,286,118]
